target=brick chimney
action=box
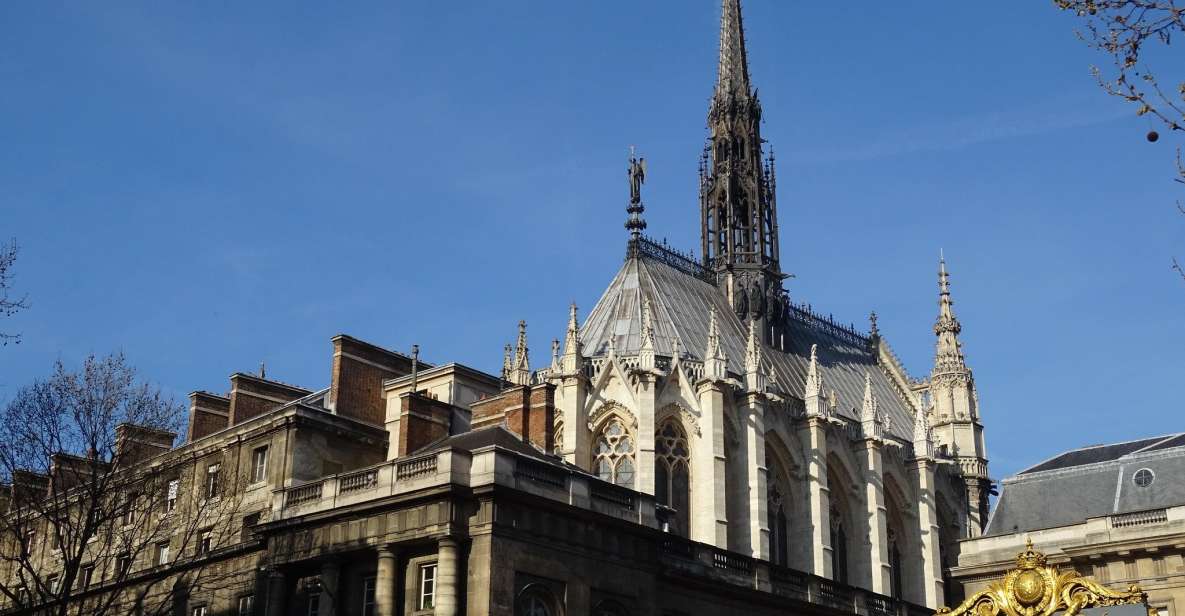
[228,374,310,426]
[187,391,230,441]
[470,383,555,453]
[328,335,415,425]
[114,424,176,467]
[394,392,456,457]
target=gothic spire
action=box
[716,0,752,101]
[934,253,966,369]
[805,344,823,398]
[639,299,657,369]
[511,321,531,385]
[745,318,766,391]
[502,344,513,382]
[912,408,933,459]
[704,306,728,380]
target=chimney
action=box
[49,452,110,493]
[469,382,555,453]
[187,391,230,441]
[328,335,416,425]
[228,373,310,426]
[394,392,456,457]
[114,424,176,467]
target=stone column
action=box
[913,459,945,608]
[800,417,831,577]
[636,374,658,495]
[559,374,588,467]
[375,546,398,616]
[861,440,890,594]
[436,537,460,616]
[320,561,340,616]
[264,570,286,616]
[693,380,729,547]
[743,392,769,559]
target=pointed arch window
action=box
[768,483,789,567]
[888,527,903,600]
[593,419,636,489]
[830,506,848,584]
[655,420,690,536]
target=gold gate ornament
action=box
[937,541,1152,616]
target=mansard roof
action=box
[580,248,917,442]
[986,433,1185,535]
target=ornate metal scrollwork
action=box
[937,542,1152,616]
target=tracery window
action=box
[768,483,789,567]
[593,419,635,489]
[655,420,691,536]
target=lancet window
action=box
[655,420,690,536]
[593,419,636,489]
[830,505,849,584]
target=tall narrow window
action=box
[830,506,848,584]
[80,564,95,589]
[655,420,691,536]
[165,479,179,513]
[361,577,376,616]
[418,563,437,610]
[888,528,903,599]
[156,541,170,566]
[47,574,60,594]
[205,463,221,499]
[191,607,208,616]
[238,595,254,616]
[768,483,788,567]
[252,446,269,484]
[593,418,636,488]
[198,528,213,555]
[116,553,132,577]
[307,592,320,616]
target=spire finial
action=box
[626,147,647,239]
[704,306,728,380]
[869,311,879,337]
[561,302,583,374]
[502,344,513,382]
[550,339,560,372]
[744,318,765,391]
[934,254,964,365]
[510,321,531,385]
[259,361,266,379]
[716,0,752,100]
[410,344,420,393]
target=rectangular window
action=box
[205,463,221,499]
[166,478,179,513]
[198,528,213,555]
[50,529,60,551]
[156,541,170,566]
[418,563,437,610]
[362,576,376,616]
[252,446,269,484]
[47,574,60,594]
[80,564,95,589]
[238,595,254,616]
[307,592,320,616]
[122,493,136,526]
[116,553,132,577]
[241,512,262,542]
[191,607,207,616]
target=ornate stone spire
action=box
[502,343,513,382]
[860,372,883,440]
[511,320,531,385]
[804,344,827,418]
[561,303,583,374]
[639,299,657,369]
[912,408,933,459]
[716,0,752,101]
[550,338,560,373]
[745,318,766,391]
[704,306,728,380]
[934,252,965,370]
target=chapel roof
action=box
[579,248,918,442]
[985,433,1185,535]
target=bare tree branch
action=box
[0,240,29,346]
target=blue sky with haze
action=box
[2,1,1182,478]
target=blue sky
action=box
[2,2,1182,479]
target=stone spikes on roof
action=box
[561,303,582,374]
[639,299,657,370]
[502,344,513,382]
[745,319,766,391]
[805,344,823,399]
[509,321,531,386]
[934,253,965,367]
[912,407,933,460]
[704,305,728,381]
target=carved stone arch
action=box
[655,416,692,537]
[764,432,799,568]
[827,451,858,585]
[657,403,702,438]
[587,400,638,433]
[883,471,919,602]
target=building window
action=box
[80,564,95,589]
[165,478,179,513]
[198,528,213,555]
[192,607,208,616]
[830,506,848,584]
[888,529,903,600]
[593,418,635,488]
[1133,468,1155,488]
[362,576,376,616]
[241,512,262,542]
[238,595,254,616]
[47,574,61,594]
[418,563,437,610]
[116,553,132,577]
[516,585,560,616]
[156,541,170,566]
[307,592,321,616]
[205,463,221,499]
[655,420,690,536]
[768,482,789,567]
[252,446,269,484]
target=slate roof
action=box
[580,253,918,442]
[986,433,1185,535]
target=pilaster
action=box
[743,391,769,559]
[636,372,658,495]
[799,416,831,577]
[911,458,945,608]
[693,379,729,548]
[862,439,890,594]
